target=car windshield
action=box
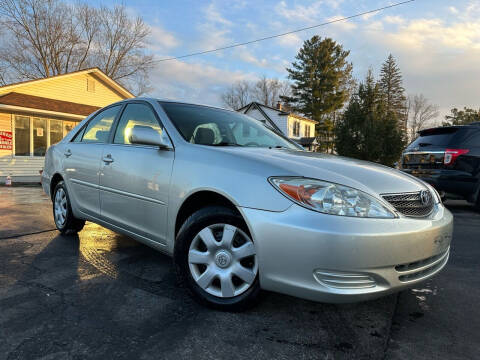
[160,102,300,150]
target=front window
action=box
[160,102,299,149]
[114,103,163,144]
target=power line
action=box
[155,0,415,63]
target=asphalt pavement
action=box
[0,186,479,360]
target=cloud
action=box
[276,1,327,23]
[196,2,233,51]
[448,6,458,14]
[327,16,357,31]
[149,59,257,106]
[276,33,303,48]
[354,9,480,119]
[383,15,405,24]
[148,25,179,53]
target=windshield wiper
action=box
[269,145,288,149]
[210,142,243,146]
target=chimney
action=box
[276,101,282,111]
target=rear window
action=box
[408,127,461,148]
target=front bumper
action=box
[239,203,453,303]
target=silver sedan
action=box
[42,98,453,311]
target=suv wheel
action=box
[175,206,260,311]
[53,181,85,234]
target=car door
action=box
[63,105,121,218]
[99,102,174,244]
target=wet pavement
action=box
[0,186,479,359]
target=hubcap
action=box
[188,224,258,298]
[54,188,67,227]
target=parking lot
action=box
[0,186,479,360]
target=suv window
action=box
[114,103,163,144]
[464,131,480,147]
[81,105,120,143]
[408,127,461,149]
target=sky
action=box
[87,0,480,122]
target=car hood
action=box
[215,147,427,196]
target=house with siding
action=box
[236,102,318,151]
[0,68,133,183]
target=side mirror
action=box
[129,125,170,149]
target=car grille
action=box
[382,191,434,218]
[395,247,450,282]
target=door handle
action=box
[64,149,72,157]
[102,154,114,163]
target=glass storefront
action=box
[13,116,78,156]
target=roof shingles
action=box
[0,92,99,116]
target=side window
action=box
[113,103,163,145]
[81,105,120,143]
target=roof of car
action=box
[419,123,480,134]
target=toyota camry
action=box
[41,98,453,311]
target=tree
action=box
[220,76,290,110]
[0,0,154,94]
[283,36,352,119]
[335,70,406,167]
[444,107,480,125]
[253,76,291,108]
[282,36,352,152]
[378,54,407,126]
[406,94,439,141]
[221,80,252,110]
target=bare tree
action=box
[221,80,252,110]
[221,76,292,110]
[406,94,439,141]
[253,76,289,108]
[0,0,153,94]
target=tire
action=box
[52,181,85,234]
[174,206,261,311]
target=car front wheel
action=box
[175,206,260,311]
[53,181,85,234]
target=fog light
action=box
[313,270,376,289]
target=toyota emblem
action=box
[420,190,431,206]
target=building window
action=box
[305,124,310,137]
[293,121,300,137]
[50,119,63,145]
[33,118,47,156]
[14,116,30,156]
[63,121,76,136]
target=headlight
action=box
[425,183,442,204]
[269,177,396,218]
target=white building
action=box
[237,102,318,151]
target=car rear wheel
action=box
[175,206,260,311]
[53,181,85,234]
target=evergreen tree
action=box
[335,70,405,166]
[379,54,407,127]
[444,107,480,125]
[282,36,352,152]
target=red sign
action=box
[0,131,12,150]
